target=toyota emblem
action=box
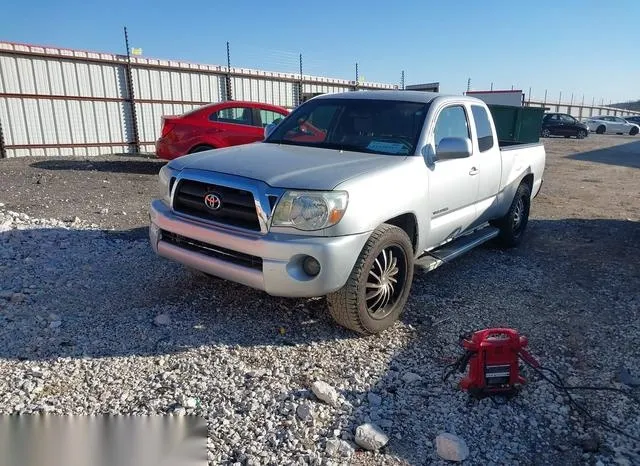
[204,193,222,211]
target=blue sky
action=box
[2,0,638,103]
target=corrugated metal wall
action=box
[0,41,397,158]
[525,100,640,120]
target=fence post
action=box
[123,27,140,154]
[226,42,233,101]
[0,118,6,159]
[298,53,303,106]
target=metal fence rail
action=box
[0,41,397,158]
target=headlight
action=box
[272,191,348,231]
[158,164,172,202]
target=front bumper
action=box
[149,199,371,297]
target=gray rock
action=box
[49,320,62,329]
[401,372,422,383]
[325,438,341,456]
[617,367,640,387]
[311,381,339,406]
[614,457,631,466]
[379,419,393,428]
[436,433,469,462]
[355,423,388,451]
[154,312,171,326]
[11,292,25,303]
[367,392,382,407]
[183,397,198,409]
[296,403,313,422]
[172,406,186,416]
[100,208,109,215]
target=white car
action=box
[583,115,640,136]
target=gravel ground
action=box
[0,134,639,465]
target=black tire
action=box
[577,129,587,139]
[326,224,414,335]
[596,125,606,135]
[564,135,571,138]
[188,145,215,154]
[541,128,551,138]
[630,127,639,136]
[492,183,531,248]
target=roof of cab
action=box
[314,90,443,104]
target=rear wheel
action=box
[541,128,551,138]
[596,125,606,135]
[630,127,639,136]
[188,145,215,154]
[492,183,531,248]
[577,129,587,139]
[327,224,414,335]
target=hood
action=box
[167,142,405,190]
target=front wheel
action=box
[492,183,531,248]
[327,224,414,335]
[577,129,587,139]
[596,125,606,135]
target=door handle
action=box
[469,167,479,176]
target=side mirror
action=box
[435,137,472,160]
[264,122,279,139]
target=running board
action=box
[415,226,500,272]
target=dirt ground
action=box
[0,134,638,230]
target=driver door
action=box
[426,104,480,247]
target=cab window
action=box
[471,105,495,152]
[433,105,470,150]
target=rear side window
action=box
[259,109,285,127]
[471,105,495,152]
[209,107,253,125]
[433,105,470,148]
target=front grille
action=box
[173,179,260,231]
[161,230,263,270]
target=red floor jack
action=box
[444,328,540,397]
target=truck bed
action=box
[499,140,544,151]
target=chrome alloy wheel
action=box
[365,245,408,319]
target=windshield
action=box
[265,97,429,156]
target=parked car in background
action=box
[541,113,589,139]
[583,115,640,135]
[624,116,640,126]
[155,101,290,160]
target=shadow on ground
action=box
[29,159,165,175]
[569,139,640,168]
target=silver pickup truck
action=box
[149,91,545,334]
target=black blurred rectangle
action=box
[0,414,207,466]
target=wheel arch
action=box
[188,143,217,154]
[381,212,419,254]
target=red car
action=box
[155,101,289,160]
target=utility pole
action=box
[466,78,471,93]
[123,27,140,153]
[401,70,405,90]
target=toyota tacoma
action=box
[149,91,546,334]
